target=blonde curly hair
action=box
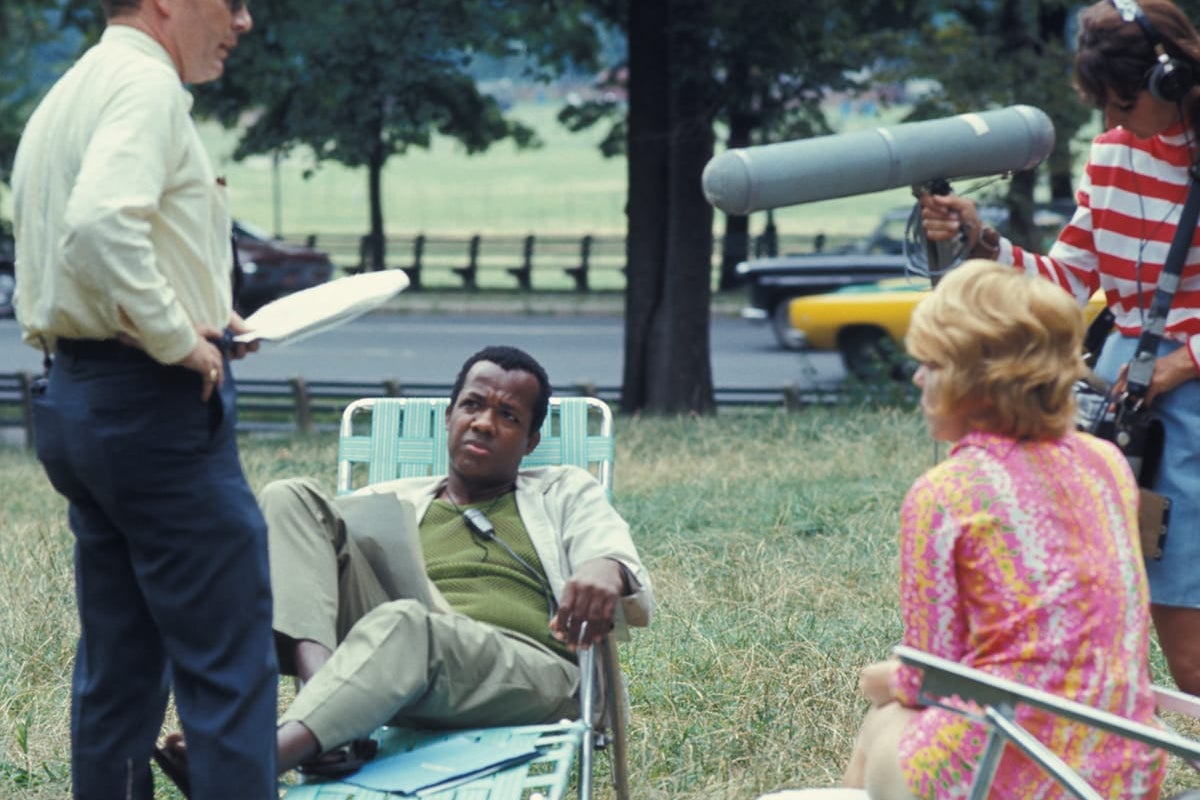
[905,260,1086,441]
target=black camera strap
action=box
[1125,170,1200,401]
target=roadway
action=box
[0,312,848,390]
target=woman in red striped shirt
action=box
[924,0,1200,698]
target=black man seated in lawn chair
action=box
[154,345,652,793]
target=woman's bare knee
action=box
[855,703,918,800]
[1152,605,1200,696]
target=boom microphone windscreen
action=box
[701,105,1055,215]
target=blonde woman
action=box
[764,261,1164,800]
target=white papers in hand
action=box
[235,270,410,345]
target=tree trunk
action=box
[621,0,670,412]
[718,58,754,291]
[655,115,716,412]
[1039,3,1076,205]
[1048,147,1075,203]
[621,0,716,414]
[719,188,749,291]
[997,0,1037,251]
[1005,168,1037,251]
[366,114,387,271]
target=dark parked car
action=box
[233,220,335,314]
[738,253,909,348]
[0,233,13,318]
[736,204,1070,349]
[736,208,915,348]
[0,222,334,319]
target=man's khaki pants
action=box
[261,477,579,751]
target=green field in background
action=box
[3,98,1097,246]
[199,101,919,243]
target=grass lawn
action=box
[0,404,1193,799]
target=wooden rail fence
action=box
[0,372,844,449]
[309,231,832,292]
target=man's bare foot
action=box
[155,720,327,785]
[153,732,191,798]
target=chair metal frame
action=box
[895,645,1200,799]
[284,395,628,800]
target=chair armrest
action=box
[1155,684,1200,719]
[895,645,1200,765]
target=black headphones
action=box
[1110,0,1196,102]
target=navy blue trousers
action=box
[34,340,278,800]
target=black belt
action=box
[55,338,153,363]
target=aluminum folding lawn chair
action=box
[282,396,631,800]
[894,645,1200,799]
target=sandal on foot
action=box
[153,734,192,799]
[298,737,379,780]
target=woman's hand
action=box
[921,193,986,247]
[859,658,900,707]
[1112,346,1199,406]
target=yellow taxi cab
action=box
[787,276,1108,380]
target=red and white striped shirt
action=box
[999,122,1200,368]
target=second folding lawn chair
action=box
[895,645,1200,800]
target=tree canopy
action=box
[614,0,956,412]
[0,0,78,188]
[191,0,611,270]
[8,0,1200,412]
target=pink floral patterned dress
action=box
[889,429,1166,800]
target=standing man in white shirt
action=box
[11,1,277,798]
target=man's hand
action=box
[549,558,626,651]
[226,311,260,360]
[177,324,226,402]
[859,659,900,708]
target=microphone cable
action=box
[902,175,1009,280]
[462,507,559,620]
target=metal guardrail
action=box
[0,372,847,449]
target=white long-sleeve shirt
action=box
[13,24,233,365]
